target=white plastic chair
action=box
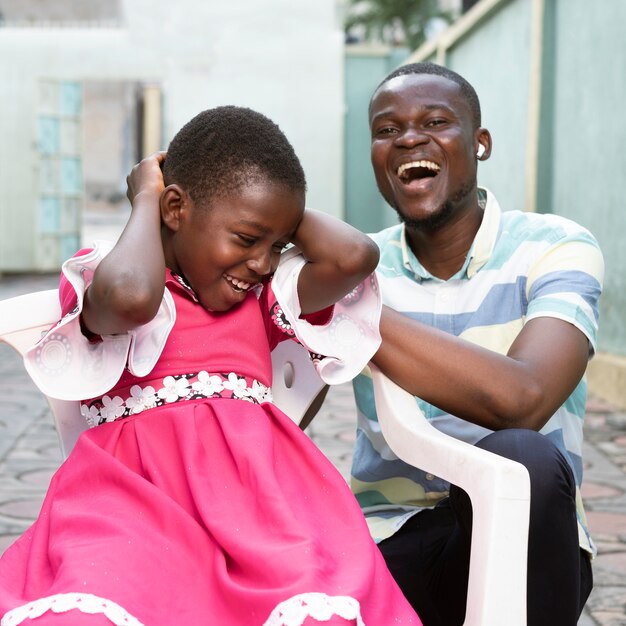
[370,363,531,626]
[0,289,329,459]
[270,339,329,431]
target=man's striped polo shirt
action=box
[351,187,604,555]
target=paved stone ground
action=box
[1,269,625,625]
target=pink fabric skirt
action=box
[0,399,420,625]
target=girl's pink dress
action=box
[0,245,420,626]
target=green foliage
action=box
[344,0,453,50]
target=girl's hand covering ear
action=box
[126,151,167,205]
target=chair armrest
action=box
[0,289,61,353]
[0,290,87,459]
[45,397,87,459]
[370,364,530,626]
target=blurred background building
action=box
[0,0,345,269]
[0,0,624,408]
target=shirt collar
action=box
[400,187,502,281]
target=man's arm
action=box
[373,309,590,432]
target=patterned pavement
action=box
[1,271,625,625]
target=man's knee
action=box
[475,428,575,500]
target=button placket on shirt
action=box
[433,283,457,334]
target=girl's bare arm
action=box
[292,209,379,314]
[81,152,167,336]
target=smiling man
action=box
[350,62,604,626]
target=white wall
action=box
[122,0,345,217]
[0,0,344,270]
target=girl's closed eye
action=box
[237,234,257,247]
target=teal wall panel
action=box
[38,117,60,154]
[549,0,626,354]
[447,0,532,214]
[35,80,83,270]
[343,0,626,357]
[59,82,82,116]
[61,157,82,194]
[344,47,410,233]
[39,196,61,234]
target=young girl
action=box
[0,107,420,625]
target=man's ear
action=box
[475,127,493,161]
[160,184,187,232]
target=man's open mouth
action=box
[397,160,440,184]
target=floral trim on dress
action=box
[80,372,273,427]
[263,593,365,626]
[308,352,325,367]
[271,303,332,368]
[1,593,144,626]
[271,302,295,336]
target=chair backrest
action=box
[270,339,329,430]
[0,289,328,459]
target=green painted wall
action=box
[548,0,626,354]
[446,0,532,214]
[343,46,410,233]
[344,0,626,356]
[439,0,626,355]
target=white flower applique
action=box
[191,371,225,396]
[157,376,191,403]
[250,379,272,403]
[222,372,250,399]
[80,403,101,427]
[125,384,157,414]
[99,395,125,422]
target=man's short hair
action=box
[372,62,482,128]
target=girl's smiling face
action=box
[162,180,304,312]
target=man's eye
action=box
[272,242,287,253]
[376,127,397,136]
[426,119,447,128]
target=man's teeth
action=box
[225,275,251,291]
[397,160,440,176]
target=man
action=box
[350,62,603,626]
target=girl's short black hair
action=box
[163,105,306,206]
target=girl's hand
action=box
[126,151,167,205]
